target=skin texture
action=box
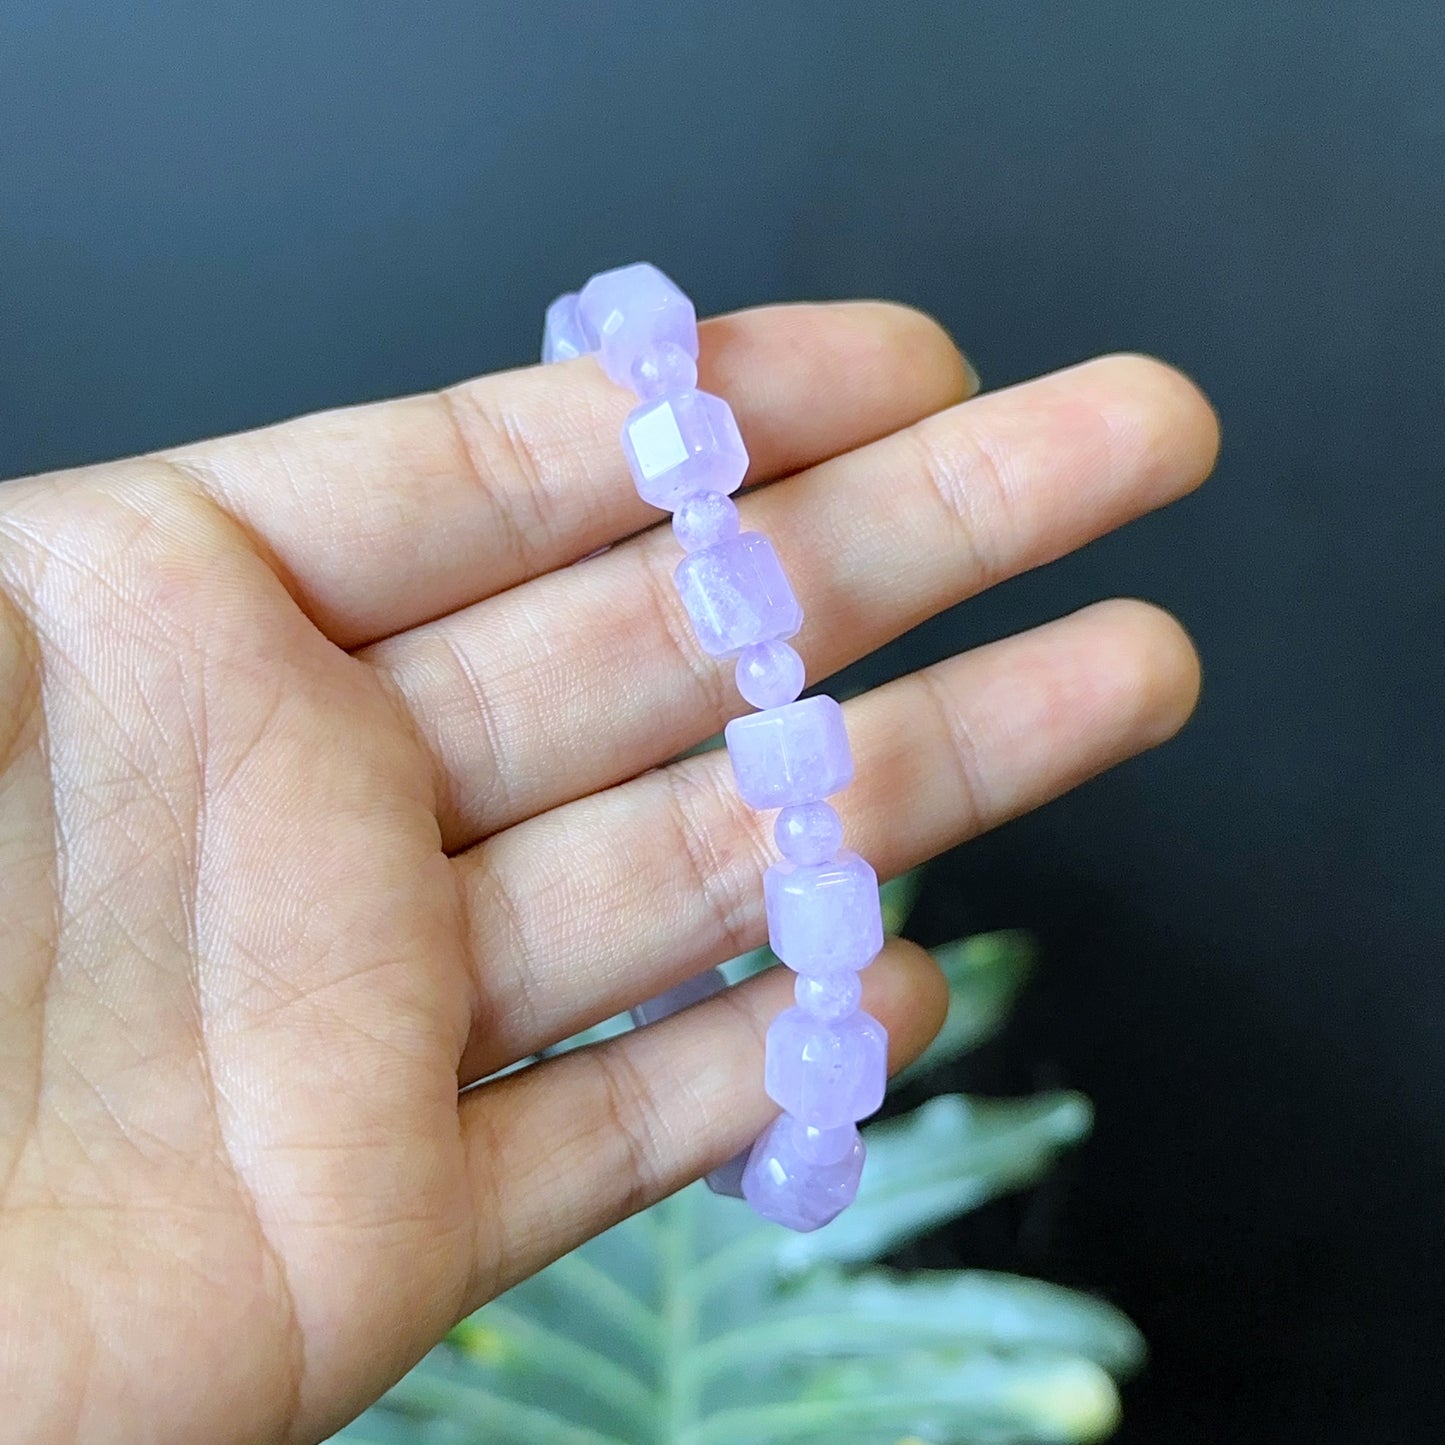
[0,301,1218,1443]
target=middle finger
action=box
[367,353,1216,850]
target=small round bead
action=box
[736,640,806,710]
[795,970,862,1021]
[774,801,843,865]
[672,491,741,552]
[632,340,699,399]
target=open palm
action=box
[0,301,1215,1443]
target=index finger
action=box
[163,301,975,648]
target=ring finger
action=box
[452,597,1201,1082]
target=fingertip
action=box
[1078,597,1204,748]
[1135,603,1204,744]
[1090,353,1221,499]
[859,936,951,1071]
[700,300,975,483]
[844,300,977,408]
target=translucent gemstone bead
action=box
[578,262,698,388]
[622,389,749,511]
[672,491,740,552]
[541,292,592,364]
[793,1121,860,1168]
[741,1114,865,1232]
[774,801,843,865]
[735,640,805,710]
[704,1151,748,1199]
[627,967,726,1027]
[764,1006,888,1127]
[795,970,862,1021]
[724,695,852,809]
[674,532,802,658]
[632,340,699,399]
[765,850,884,974]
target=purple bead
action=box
[628,967,727,1028]
[764,1006,888,1127]
[736,640,806,710]
[674,532,802,658]
[774,801,844,866]
[672,491,740,552]
[622,388,749,511]
[742,1114,866,1231]
[765,850,884,975]
[578,263,698,389]
[795,971,862,1021]
[632,341,699,400]
[543,265,882,1231]
[724,695,852,810]
[542,292,592,364]
[792,1119,861,1165]
[705,1151,748,1199]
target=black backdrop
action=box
[2,4,1442,1440]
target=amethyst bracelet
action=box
[541,263,887,1232]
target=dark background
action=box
[2,3,1441,1440]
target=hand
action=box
[0,301,1216,1443]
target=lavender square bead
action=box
[764,1006,888,1128]
[623,389,749,511]
[741,1115,865,1232]
[541,292,592,364]
[766,850,884,975]
[675,532,803,658]
[724,695,852,810]
[578,262,698,389]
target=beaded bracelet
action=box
[541,264,887,1233]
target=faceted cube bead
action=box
[764,1006,888,1128]
[741,1114,865,1232]
[675,532,802,658]
[578,262,698,389]
[541,292,592,364]
[622,388,749,511]
[790,1119,861,1166]
[724,695,852,810]
[765,850,884,975]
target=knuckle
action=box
[659,762,764,962]
[641,547,733,728]
[434,388,546,576]
[908,418,1013,583]
[917,665,995,831]
[593,1047,663,1218]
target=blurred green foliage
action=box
[335,872,1142,1445]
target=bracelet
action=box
[541,264,886,1232]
